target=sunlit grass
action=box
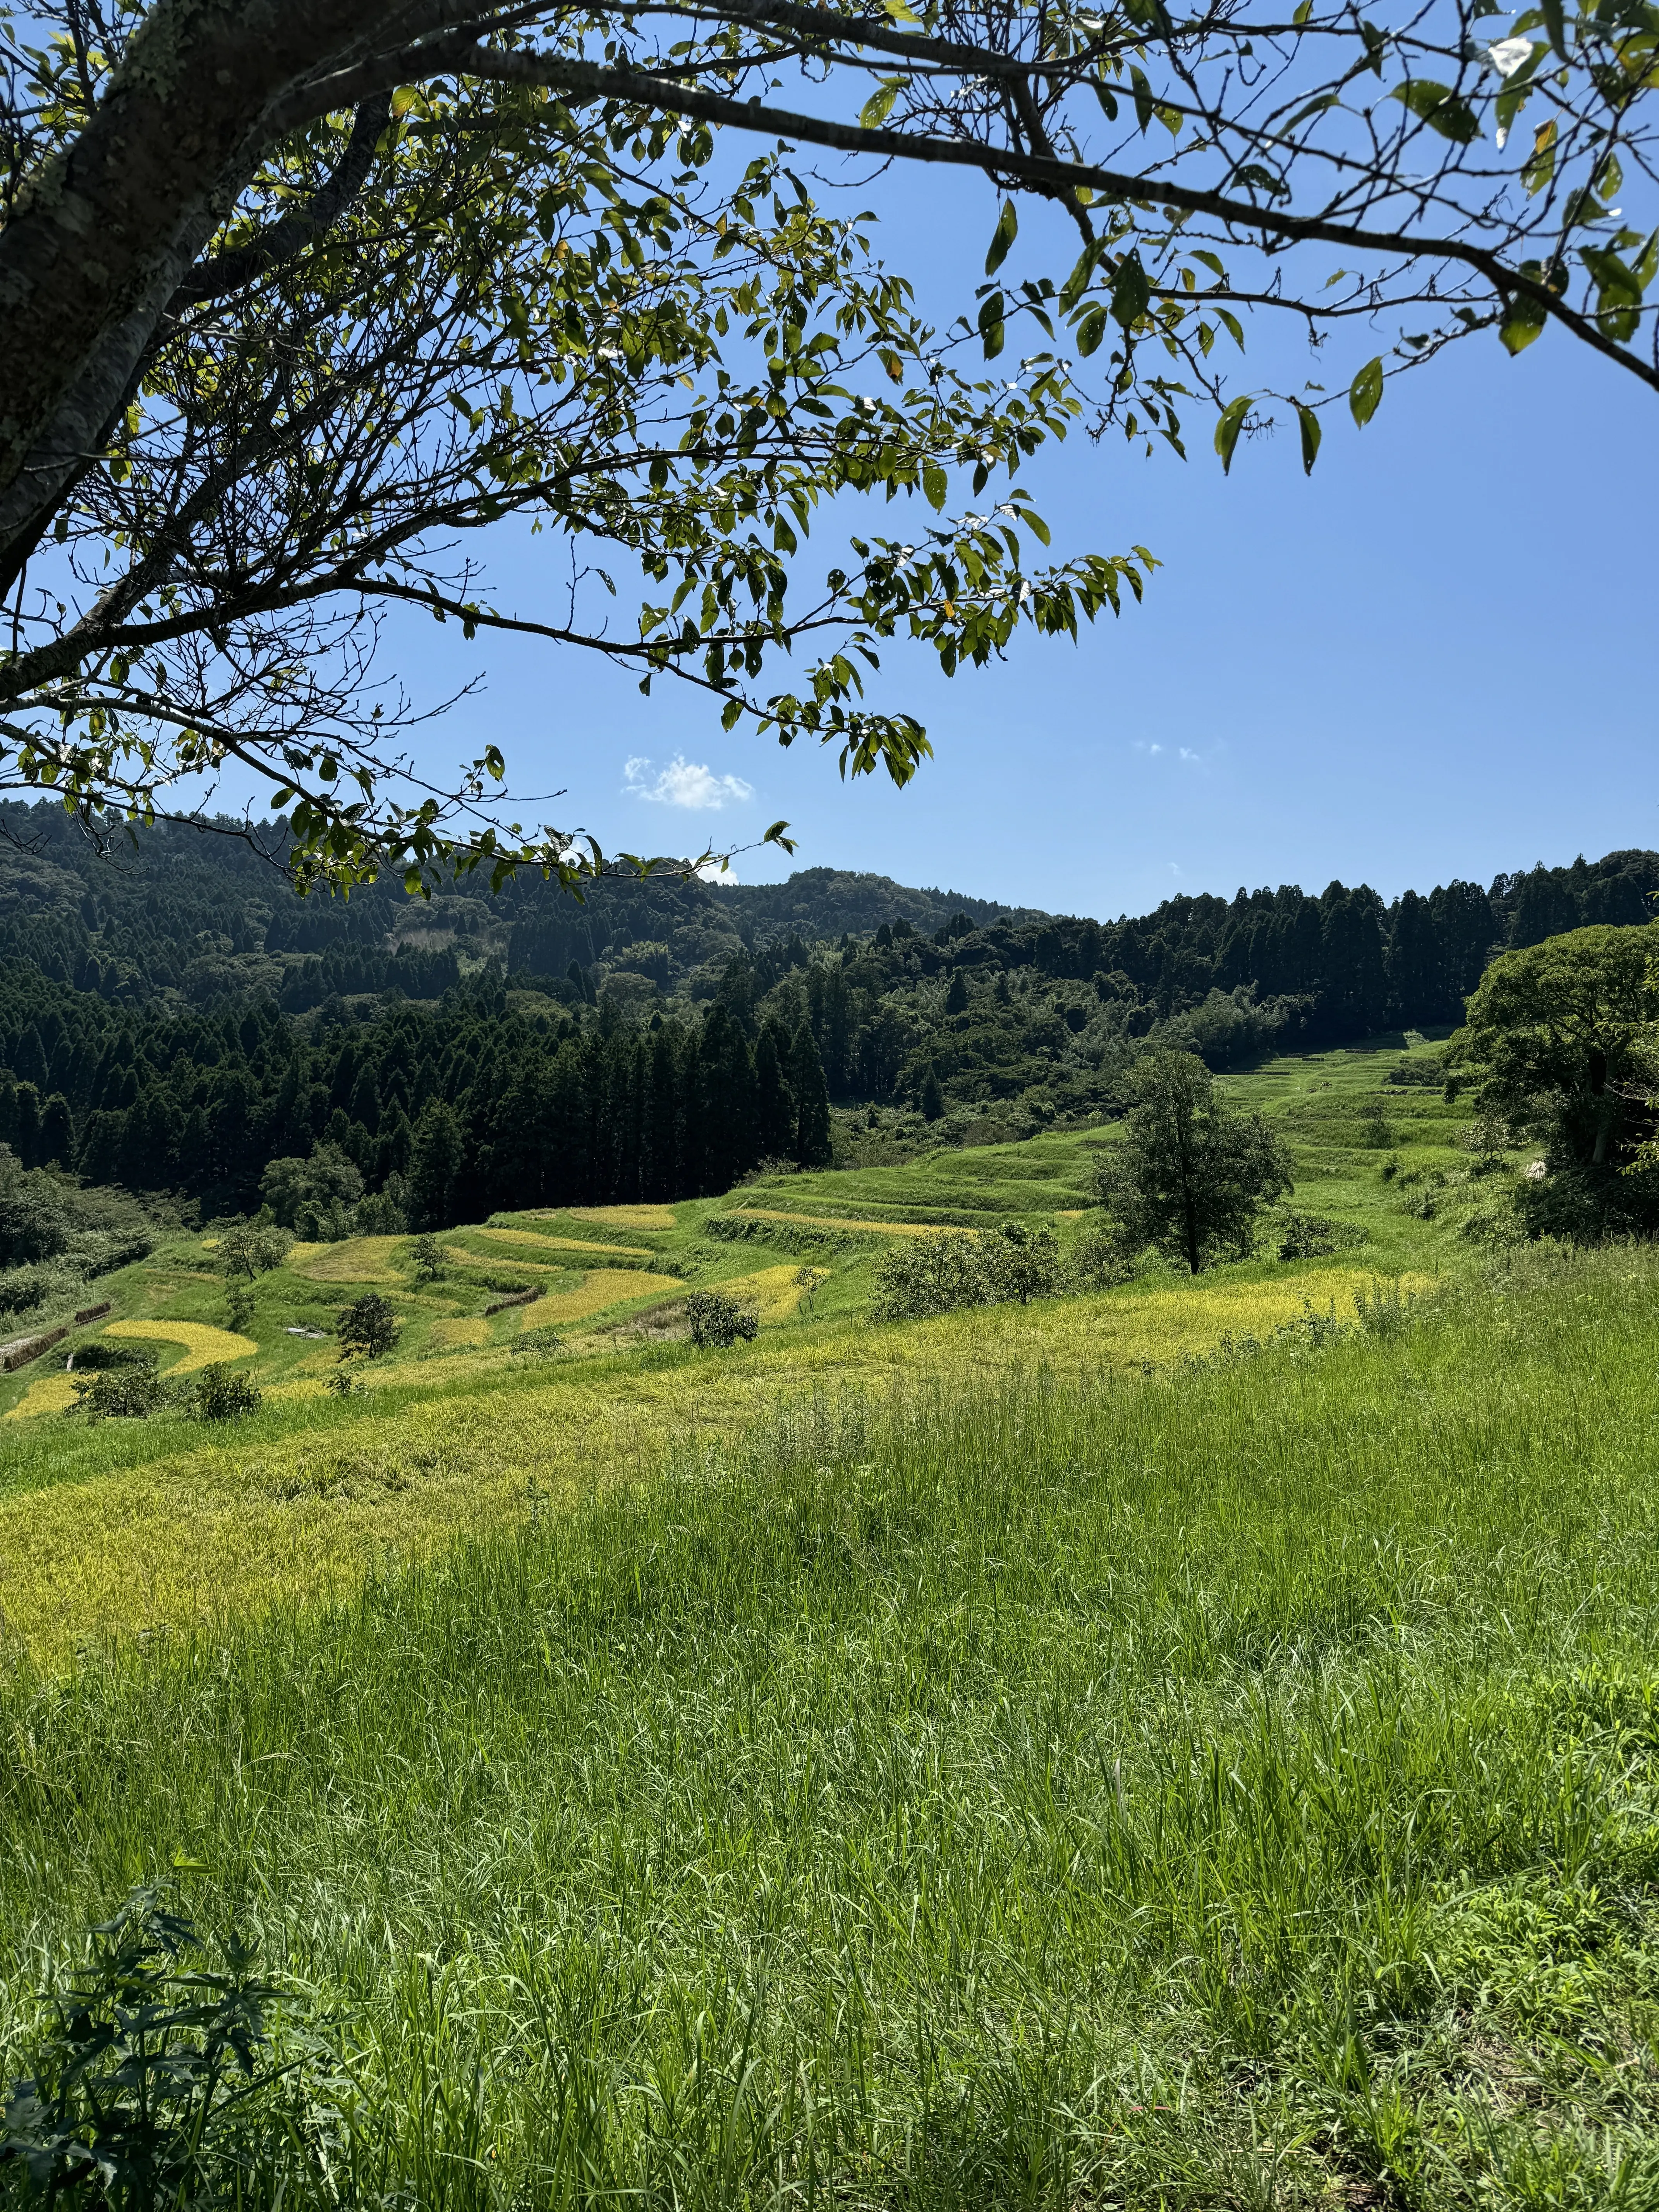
[2,1245,1655,2208]
[104,1319,258,1370]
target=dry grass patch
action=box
[289,1237,405,1283]
[5,1371,77,1420]
[472,1226,656,1258]
[561,1205,677,1230]
[718,1264,825,1322]
[428,1317,490,1350]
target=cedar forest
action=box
[0,801,1653,1225]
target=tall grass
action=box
[3,1247,1657,2207]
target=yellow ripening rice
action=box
[470,1226,656,1258]
[522,1269,685,1327]
[440,1247,568,1277]
[104,1321,258,1372]
[716,1264,826,1323]
[560,1206,677,1231]
[288,1236,405,1283]
[428,1316,490,1350]
[5,1372,79,1420]
[719,1208,977,1239]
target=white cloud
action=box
[623,754,754,810]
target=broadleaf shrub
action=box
[685,1290,759,1348]
[0,1885,307,2207]
[191,1363,263,1421]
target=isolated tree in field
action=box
[1096,1050,1292,1273]
[1446,921,1659,1239]
[410,1232,445,1284]
[3,0,1656,888]
[336,1290,400,1360]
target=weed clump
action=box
[191,1363,263,1421]
[0,1885,313,2205]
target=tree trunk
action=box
[0,0,400,563]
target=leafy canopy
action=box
[2,0,1654,888]
[1096,1048,1292,1273]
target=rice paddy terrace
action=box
[4,1032,1659,2208]
[0,1034,1478,1660]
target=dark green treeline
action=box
[0,974,832,1224]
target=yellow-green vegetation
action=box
[104,1320,258,1370]
[721,1206,980,1237]
[3,1243,1657,2209]
[0,1034,1496,1665]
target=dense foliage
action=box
[0,808,1652,1221]
[1447,922,1659,1242]
[3,0,1656,885]
[1095,1050,1292,1273]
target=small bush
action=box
[411,1232,445,1283]
[685,1290,760,1348]
[191,1363,263,1420]
[1065,1227,1134,1291]
[1358,1103,1395,1148]
[71,1365,174,1420]
[1386,1054,1446,1087]
[870,1232,990,1322]
[1273,1209,1368,1260]
[983,1221,1060,1304]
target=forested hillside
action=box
[0,802,1651,1221]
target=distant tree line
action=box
[0,807,1653,1220]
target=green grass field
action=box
[2,1240,1656,2209]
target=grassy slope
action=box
[2,1246,1656,2209]
[0,1035,1493,1659]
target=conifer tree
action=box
[793,1026,833,1170]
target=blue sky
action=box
[343,163,1659,922]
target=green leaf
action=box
[1389,80,1480,140]
[1293,0,1313,18]
[922,462,948,512]
[1540,0,1567,55]
[1060,239,1105,311]
[1500,273,1549,354]
[763,820,798,852]
[1348,355,1384,426]
[859,79,900,128]
[978,291,1006,359]
[1294,401,1322,475]
[1110,252,1151,330]
[1214,393,1251,474]
[1075,304,1110,356]
[985,199,1018,276]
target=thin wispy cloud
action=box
[623,754,754,809]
